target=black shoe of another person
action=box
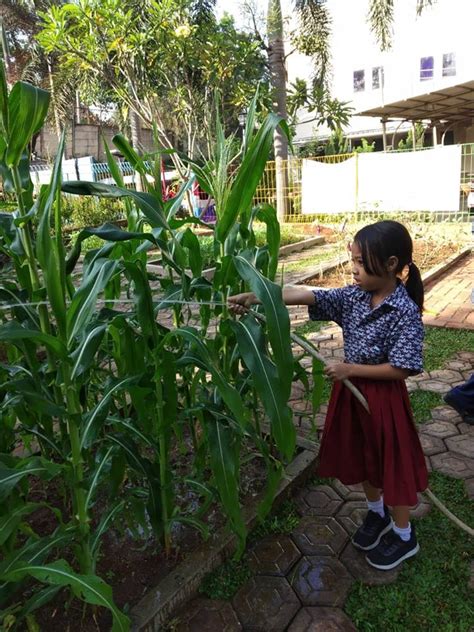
[444,392,474,425]
[351,506,392,551]
[366,526,419,570]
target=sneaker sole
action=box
[365,542,420,570]
[351,523,392,551]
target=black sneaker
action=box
[351,506,392,551]
[366,526,419,570]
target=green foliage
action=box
[250,500,300,540]
[409,391,444,424]
[354,138,375,153]
[345,472,474,631]
[324,129,350,155]
[424,327,474,371]
[62,196,124,229]
[199,559,252,600]
[0,66,319,627]
[288,79,353,132]
[398,122,425,151]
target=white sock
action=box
[367,497,385,518]
[393,522,411,542]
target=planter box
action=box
[130,436,317,631]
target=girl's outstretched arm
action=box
[228,286,315,314]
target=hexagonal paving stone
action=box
[430,452,474,479]
[334,500,367,536]
[287,607,357,632]
[445,360,472,372]
[429,369,464,384]
[339,543,400,586]
[419,433,446,456]
[232,576,299,632]
[289,556,352,607]
[248,535,301,577]
[410,493,431,519]
[458,422,474,435]
[430,405,463,424]
[175,598,242,631]
[419,380,450,394]
[291,516,349,556]
[421,420,459,439]
[445,433,474,459]
[464,477,474,500]
[295,484,343,517]
[329,480,366,501]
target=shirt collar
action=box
[354,281,407,311]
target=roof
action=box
[358,80,474,123]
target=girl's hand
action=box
[324,362,353,381]
[228,292,260,315]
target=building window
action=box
[372,66,384,90]
[353,70,365,92]
[420,56,434,81]
[442,52,456,77]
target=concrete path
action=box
[424,254,474,330]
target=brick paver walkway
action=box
[423,254,474,329]
[173,325,474,632]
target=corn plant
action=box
[0,53,303,628]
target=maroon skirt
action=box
[317,377,428,507]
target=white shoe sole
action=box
[366,542,420,570]
[351,523,392,551]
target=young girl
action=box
[229,220,428,571]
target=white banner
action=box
[301,157,356,214]
[301,145,462,214]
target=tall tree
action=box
[37,0,267,170]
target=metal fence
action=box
[255,144,474,223]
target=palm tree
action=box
[267,0,331,221]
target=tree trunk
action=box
[267,0,289,222]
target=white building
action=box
[292,0,474,149]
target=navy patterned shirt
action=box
[308,283,424,374]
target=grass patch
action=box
[294,320,329,336]
[199,558,252,600]
[424,327,474,372]
[199,501,300,600]
[409,391,444,424]
[249,500,300,542]
[344,471,474,631]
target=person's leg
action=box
[366,504,419,570]
[363,480,382,502]
[352,480,391,551]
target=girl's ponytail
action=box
[405,262,424,312]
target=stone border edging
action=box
[421,246,472,287]
[294,254,350,285]
[130,441,317,631]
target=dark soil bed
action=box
[9,441,277,631]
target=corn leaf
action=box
[36,130,67,338]
[1,560,129,632]
[0,321,67,358]
[205,417,246,553]
[62,181,169,231]
[233,253,293,400]
[6,82,50,168]
[216,113,290,244]
[231,315,295,460]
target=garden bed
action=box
[24,437,316,631]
